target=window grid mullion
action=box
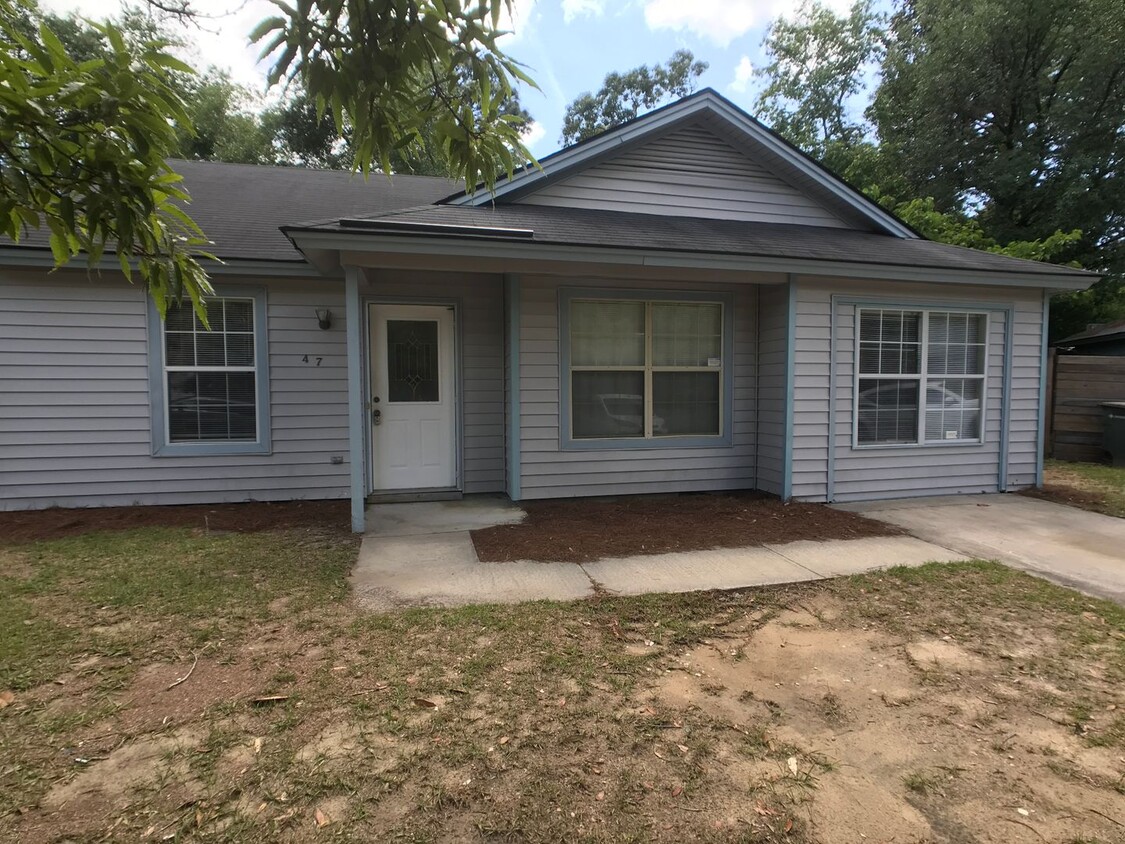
[917,309,929,444]
[644,302,653,439]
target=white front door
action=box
[369,303,457,491]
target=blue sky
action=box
[43,0,856,157]
[499,0,856,154]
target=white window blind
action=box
[855,308,987,446]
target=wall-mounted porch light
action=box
[315,308,332,330]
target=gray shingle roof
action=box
[2,158,1097,281]
[289,202,1096,279]
[4,159,459,262]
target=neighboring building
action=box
[0,90,1099,531]
[1056,319,1125,356]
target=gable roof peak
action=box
[447,89,919,239]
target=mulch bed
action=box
[0,500,350,544]
[471,491,903,563]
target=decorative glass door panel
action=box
[387,320,440,402]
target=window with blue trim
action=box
[149,292,270,455]
[568,298,726,442]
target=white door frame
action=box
[365,298,462,494]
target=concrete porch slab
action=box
[365,496,525,537]
[351,498,966,609]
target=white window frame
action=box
[147,289,271,456]
[852,307,989,449]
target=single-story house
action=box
[1055,319,1125,356]
[0,90,1100,532]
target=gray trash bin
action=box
[1103,402,1125,467]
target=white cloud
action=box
[39,0,281,91]
[643,0,853,47]
[562,0,605,23]
[520,120,548,152]
[728,56,755,93]
[498,0,539,44]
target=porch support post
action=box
[1035,288,1051,488]
[782,274,797,501]
[345,265,366,533]
[505,273,521,500]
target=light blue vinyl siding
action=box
[517,124,852,229]
[790,277,1046,502]
[754,283,790,496]
[516,275,758,499]
[0,271,350,509]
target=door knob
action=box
[372,408,382,425]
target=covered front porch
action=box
[337,258,796,534]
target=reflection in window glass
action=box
[653,372,720,436]
[572,371,645,438]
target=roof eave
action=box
[283,228,1096,291]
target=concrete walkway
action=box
[350,498,965,610]
[836,494,1125,604]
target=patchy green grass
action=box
[2,527,1124,843]
[1034,459,1125,518]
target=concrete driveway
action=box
[837,494,1125,604]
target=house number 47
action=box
[302,355,323,366]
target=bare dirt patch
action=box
[0,499,349,544]
[648,593,1125,844]
[6,519,1125,843]
[472,491,901,563]
[1022,460,1125,519]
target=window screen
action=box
[856,309,987,446]
[163,298,258,442]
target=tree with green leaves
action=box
[0,0,535,319]
[754,0,883,174]
[0,1,214,317]
[176,70,274,164]
[560,50,708,146]
[872,0,1125,338]
[752,0,1111,338]
[253,0,534,183]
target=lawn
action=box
[2,517,1124,843]
[1030,459,1125,518]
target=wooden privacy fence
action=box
[1046,351,1125,462]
